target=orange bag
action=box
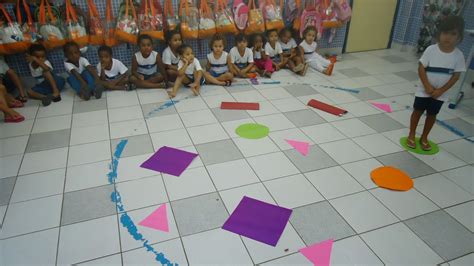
[115,0,139,44]
[198,0,216,39]
[16,0,39,44]
[179,0,199,40]
[64,0,88,47]
[0,3,31,55]
[215,0,238,35]
[292,0,302,32]
[245,0,264,35]
[37,0,66,50]
[105,0,118,47]
[88,0,104,45]
[263,0,284,31]
[164,0,179,31]
[139,0,164,40]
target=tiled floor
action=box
[1,48,473,265]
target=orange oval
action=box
[370,166,413,191]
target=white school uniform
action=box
[64,57,90,74]
[252,47,263,60]
[264,42,283,59]
[299,40,330,72]
[135,51,158,76]
[230,47,254,69]
[207,51,229,75]
[178,58,203,80]
[417,44,466,102]
[29,60,53,84]
[162,47,180,66]
[279,38,297,55]
[97,59,128,80]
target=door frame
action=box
[342,0,401,53]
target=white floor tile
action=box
[353,133,404,156]
[19,147,68,175]
[221,118,256,138]
[116,175,168,211]
[339,101,381,117]
[72,110,108,128]
[415,173,473,208]
[32,114,71,134]
[331,118,377,138]
[107,93,139,109]
[109,119,148,139]
[233,137,280,157]
[331,236,383,266]
[231,90,267,102]
[57,215,121,265]
[413,149,466,172]
[0,154,22,179]
[68,141,111,167]
[207,159,260,190]
[0,120,34,139]
[361,223,443,265]
[78,254,122,265]
[137,89,170,104]
[269,128,314,150]
[271,98,308,112]
[115,153,157,182]
[65,160,110,192]
[187,123,229,144]
[122,238,188,265]
[1,195,62,238]
[0,136,29,157]
[259,87,293,100]
[246,101,280,117]
[320,139,372,164]
[37,100,73,118]
[219,183,275,212]
[11,168,65,203]
[260,252,311,265]
[1,228,59,265]
[70,123,109,145]
[146,114,184,133]
[254,114,296,131]
[247,152,300,181]
[174,97,208,113]
[108,105,144,123]
[330,191,399,233]
[183,228,253,265]
[150,129,192,149]
[305,166,364,199]
[163,167,216,201]
[321,91,360,104]
[440,165,473,195]
[202,93,235,108]
[264,174,324,208]
[301,123,346,144]
[180,109,218,127]
[341,158,383,189]
[440,139,474,164]
[445,201,474,232]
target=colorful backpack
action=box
[164,0,179,31]
[285,0,299,28]
[233,0,248,31]
[215,0,238,35]
[299,0,323,40]
[63,0,88,48]
[333,0,352,22]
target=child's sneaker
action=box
[95,85,104,99]
[52,95,61,102]
[41,95,52,106]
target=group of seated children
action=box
[1,26,336,122]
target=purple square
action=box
[140,146,198,177]
[222,196,292,246]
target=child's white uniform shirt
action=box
[135,51,158,75]
[163,47,180,66]
[417,44,466,102]
[279,38,297,54]
[178,58,203,79]
[97,59,128,80]
[64,57,90,74]
[230,47,254,67]
[207,51,229,74]
[30,60,53,84]
[299,40,317,60]
[264,42,283,59]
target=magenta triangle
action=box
[285,139,310,156]
[370,102,392,113]
[299,239,334,266]
[138,204,169,232]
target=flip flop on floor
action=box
[224,80,232,87]
[9,100,24,108]
[406,137,416,149]
[420,139,432,151]
[4,115,25,123]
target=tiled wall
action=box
[3,0,349,77]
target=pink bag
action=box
[233,0,248,31]
[299,0,323,40]
[334,0,352,22]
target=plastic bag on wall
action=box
[215,0,238,35]
[164,0,179,31]
[36,0,66,50]
[64,0,88,48]
[262,0,284,31]
[0,3,30,55]
[116,0,139,44]
[88,0,104,45]
[245,0,265,35]
[139,0,164,40]
[179,0,199,39]
[199,0,216,38]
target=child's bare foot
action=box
[301,64,309,76]
[168,91,177,98]
[294,63,304,72]
[263,71,272,78]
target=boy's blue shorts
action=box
[413,96,444,115]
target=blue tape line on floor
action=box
[108,139,177,266]
[233,79,360,94]
[144,96,191,119]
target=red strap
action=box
[106,0,114,22]
[0,4,13,24]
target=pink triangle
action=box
[138,204,169,232]
[371,102,392,113]
[285,139,310,156]
[299,239,334,266]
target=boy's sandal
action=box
[224,80,232,87]
[52,95,62,102]
[420,139,432,151]
[406,138,416,149]
[4,115,25,123]
[94,85,104,99]
[41,95,52,106]
[16,95,28,102]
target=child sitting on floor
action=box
[407,16,466,151]
[64,41,103,100]
[97,45,130,90]
[163,30,182,83]
[26,44,65,106]
[204,34,234,86]
[252,33,273,78]
[0,56,27,103]
[279,28,307,75]
[130,34,167,89]
[229,34,256,78]
[299,26,334,75]
[169,44,204,98]
[265,29,286,72]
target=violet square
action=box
[140,146,198,177]
[222,196,292,246]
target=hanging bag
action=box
[233,0,248,31]
[105,0,118,46]
[179,0,199,39]
[37,0,66,50]
[299,0,323,39]
[164,0,179,31]
[139,0,164,40]
[16,0,39,45]
[0,3,29,55]
[88,0,104,45]
[215,0,238,35]
[245,0,265,35]
[199,0,216,38]
[333,0,352,22]
[263,0,284,31]
[291,0,302,32]
[115,0,139,44]
[64,0,88,47]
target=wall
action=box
[2,0,349,77]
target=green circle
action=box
[235,123,269,139]
[400,137,439,155]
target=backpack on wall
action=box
[245,0,265,35]
[299,0,323,39]
[233,0,248,31]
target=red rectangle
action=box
[221,102,260,110]
[307,99,348,116]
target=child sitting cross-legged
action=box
[130,34,167,89]
[204,34,234,86]
[168,44,204,98]
[229,34,256,78]
[163,30,182,83]
[279,28,307,75]
[97,45,130,90]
